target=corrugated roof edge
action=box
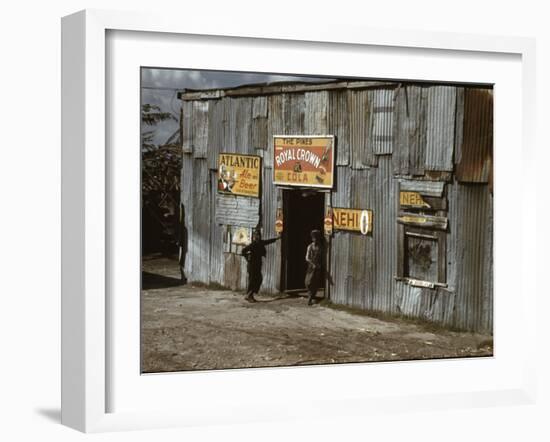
[178,80,397,101]
[177,79,493,101]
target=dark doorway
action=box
[282,190,325,291]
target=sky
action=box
[141,68,333,146]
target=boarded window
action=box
[397,180,447,286]
[405,233,438,282]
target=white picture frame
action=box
[61,9,537,433]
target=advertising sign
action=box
[324,207,333,235]
[273,135,334,188]
[399,191,430,208]
[231,226,252,245]
[275,208,283,235]
[332,208,373,235]
[217,153,261,198]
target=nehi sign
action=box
[273,135,334,188]
[332,207,373,235]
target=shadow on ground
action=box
[142,271,183,290]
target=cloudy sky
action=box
[141,68,333,145]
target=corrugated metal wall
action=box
[179,81,493,333]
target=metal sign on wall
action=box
[332,208,373,235]
[217,153,261,198]
[273,135,334,188]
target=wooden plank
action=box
[397,212,448,230]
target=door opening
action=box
[282,190,325,292]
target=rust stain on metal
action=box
[456,88,493,183]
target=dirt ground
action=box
[141,256,493,373]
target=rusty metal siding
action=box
[400,180,445,197]
[348,169,372,309]
[189,159,211,283]
[192,101,209,158]
[224,97,237,153]
[252,96,268,150]
[304,91,329,134]
[425,86,456,171]
[371,88,394,155]
[214,194,260,227]
[283,92,306,134]
[209,171,224,285]
[181,154,195,276]
[369,156,397,313]
[395,282,455,326]
[265,94,284,169]
[207,98,226,170]
[393,85,427,176]
[447,182,493,332]
[328,90,350,166]
[261,167,282,294]
[330,166,351,305]
[456,88,493,183]
[349,89,376,168]
[234,97,253,154]
[181,101,193,153]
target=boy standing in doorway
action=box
[305,229,324,306]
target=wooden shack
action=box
[178,79,493,333]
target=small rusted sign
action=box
[400,191,431,208]
[232,226,252,245]
[275,208,283,235]
[324,207,333,235]
[273,135,334,188]
[333,208,373,234]
[218,153,261,198]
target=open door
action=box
[281,189,324,292]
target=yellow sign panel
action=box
[333,208,373,234]
[217,153,261,198]
[273,136,334,188]
[399,191,430,208]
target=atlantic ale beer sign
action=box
[217,153,261,198]
[273,135,334,188]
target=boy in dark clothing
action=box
[241,229,280,302]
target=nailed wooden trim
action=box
[397,212,448,230]
[394,276,448,289]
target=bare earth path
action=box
[141,257,492,373]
